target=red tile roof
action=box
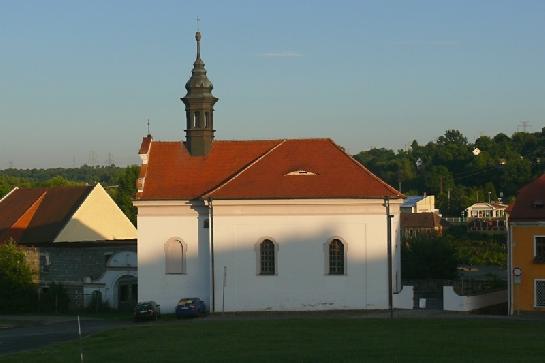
[138,138,402,200]
[139,140,281,200]
[0,186,93,244]
[509,174,545,221]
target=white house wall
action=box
[212,200,400,312]
[136,203,210,312]
[54,184,137,243]
[135,199,401,313]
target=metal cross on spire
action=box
[147,119,151,135]
[196,16,200,31]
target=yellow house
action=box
[508,174,545,314]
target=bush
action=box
[38,283,70,313]
[402,236,458,279]
[0,240,37,312]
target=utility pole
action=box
[383,196,394,319]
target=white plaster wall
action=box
[55,184,137,242]
[83,251,138,308]
[136,204,210,313]
[212,200,401,312]
[393,286,414,309]
[135,199,401,313]
[443,286,507,311]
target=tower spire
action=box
[181,30,218,156]
[195,31,201,59]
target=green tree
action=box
[0,239,36,312]
[401,237,458,280]
[112,165,139,225]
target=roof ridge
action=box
[327,139,404,199]
[203,139,287,199]
[0,187,19,204]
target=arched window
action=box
[259,239,276,275]
[193,112,200,128]
[165,238,186,274]
[328,239,344,275]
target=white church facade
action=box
[134,32,404,313]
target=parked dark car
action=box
[134,301,161,321]
[175,297,207,319]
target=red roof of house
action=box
[400,212,442,229]
[509,174,545,221]
[138,138,402,201]
[0,186,93,244]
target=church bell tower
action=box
[181,31,218,156]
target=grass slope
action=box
[2,318,545,362]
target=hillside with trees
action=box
[355,129,545,216]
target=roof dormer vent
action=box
[286,170,317,176]
[533,200,544,208]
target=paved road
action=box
[0,317,127,355]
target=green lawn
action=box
[2,318,545,362]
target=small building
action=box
[508,174,545,314]
[0,184,137,310]
[400,212,443,239]
[400,195,438,214]
[465,202,508,232]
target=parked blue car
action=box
[175,297,207,318]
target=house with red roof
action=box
[508,174,545,314]
[133,32,405,312]
[0,184,137,310]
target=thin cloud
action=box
[392,41,460,48]
[258,51,303,58]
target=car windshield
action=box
[136,303,152,309]
[178,298,197,305]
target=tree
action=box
[402,237,458,280]
[0,239,36,312]
[112,165,139,225]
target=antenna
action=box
[518,120,531,133]
[147,119,151,135]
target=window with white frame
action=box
[259,239,276,275]
[535,236,545,262]
[165,238,186,274]
[328,239,345,275]
[535,280,545,307]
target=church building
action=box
[134,32,404,312]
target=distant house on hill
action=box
[0,184,137,310]
[400,195,438,214]
[464,202,508,232]
[508,174,545,314]
[400,213,443,239]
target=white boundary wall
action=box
[393,286,414,309]
[443,286,507,312]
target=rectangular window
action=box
[40,254,50,273]
[535,237,545,262]
[535,280,545,307]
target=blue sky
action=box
[1,0,544,168]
